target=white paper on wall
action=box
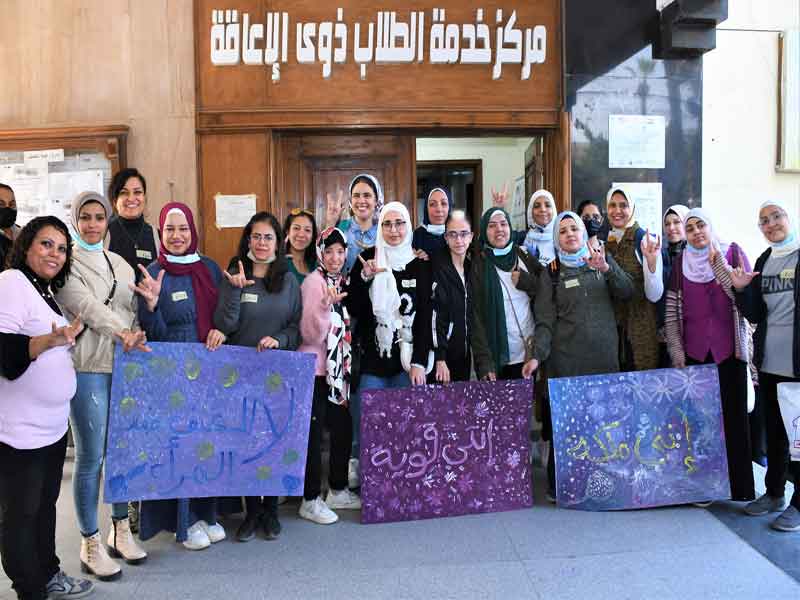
[609,115,666,170]
[215,194,257,228]
[612,182,663,236]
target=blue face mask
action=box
[71,229,104,252]
[558,246,590,268]
[165,252,201,264]
[492,242,514,256]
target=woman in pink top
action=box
[0,216,93,600]
[297,227,361,525]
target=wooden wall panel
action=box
[199,133,270,267]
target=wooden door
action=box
[274,133,416,229]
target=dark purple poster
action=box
[359,379,534,524]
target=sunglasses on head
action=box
[290,207,315,218]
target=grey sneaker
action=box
[744,493,787,516]
[46,570,95,599]
[771,506,800,532]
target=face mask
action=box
[0,207,17,229]
[582,215,603,237]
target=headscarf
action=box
[71,191,113,252]
[523,189,557,266]
[606,186,637,243]
[663,204,690,255]
[316,227,352,405]
[759,200,800,258]
[682,208,730,284]
[370,202,415,359]
[479,207,517,372]
[423,186,451,234]
[157,202,219,341]
[348,173,384,226]
[553,211,591,268]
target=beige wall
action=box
[0,0,197,221]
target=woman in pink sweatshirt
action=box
[297,227,361,525]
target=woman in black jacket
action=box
[431,210,473,383]
[732,200,800,532]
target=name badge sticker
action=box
[136,249,152,260]
[780,269,795,280]
[401,279,417,288]
[171,291,189,302]
[564,279,580,289]
[242,293,259,304]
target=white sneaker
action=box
[197,520,226,543]
[348,458,360,489]
[182,521,211,550]
[299,497,339,525]
[326,488,362,510]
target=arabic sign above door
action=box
[196,1,562,129]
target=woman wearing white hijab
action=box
[345,201,433,390]
[732,200,800,531]
[665,207,756,503]
[521,189,558,266]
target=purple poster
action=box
[548,365,731,510]
[359,379,534,524]
[104,342,315,503]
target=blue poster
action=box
[104,342,315,503]
[548,365,731,510]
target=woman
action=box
[605,186,663,371]
[133,202,227,551]
[733,200,800,531]
[214,212,301,542]
[297,227,361,525]
[522,189,557,266]
[471,207,541,382]
[412,186,451,258]
[106,168,159,282]
[325,174,383,273]
[533,212,634,497]
[284,208,318,284]
[345,201,433,390]
[657,205,690,366]
[0,183,18,270]
[665,208,756,502]
[431,210,473,384]
[55,192,148,580]
[0,216,94,600]
[577,199,605,249]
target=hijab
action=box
[759,200,800,258]
[553,211,591,268]
[157,202,219,341]
[606,186,637,243]
[682,208,730,284]
[412,186,451,255]
[663,204,690,255]
[370,202,415,358]
[71,191,113,252]
[316,227,351,405]
[423,186,450,234]
[348,173,384,226]
[479,207,517,372]
[523,189,557,265]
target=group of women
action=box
[0,166,798,600]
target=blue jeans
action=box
[70,372,127,536]
[353,372,411,457]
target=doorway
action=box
[416,160,481,227]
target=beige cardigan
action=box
[56,245,138,373]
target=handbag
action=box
[497,261,535,362]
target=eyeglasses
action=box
[444,231,472,240]
[758,211,787,228]
[381,220,407,231]
[290,207,314,218]
[250,233,275,243]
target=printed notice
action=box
[612,182,662,236]
[609,115,666,169]
[49,170,104,227]
[215,193,257,228]
[24,149,65,165]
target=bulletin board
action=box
[0,125,129,228]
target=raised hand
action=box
[325,189,346,228]
[257,335,280,352]
[584,244,610,273]
[708,241,721,266]
[322,287,348,307]
[414,248,430,261]
[116,329,151,353]
[130,265,164,312]
[435,360,451,384]
[522,358,539,379]
[358,254,387,280]
[223,260,256,289]
[511,265,521,286]
[640,230,661,273]
[50,315,84,348]
[491,182,510,207]
[730,266,760,290]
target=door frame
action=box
[416,159,483,227]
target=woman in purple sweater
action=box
[0,216,93,600]
[665,208,756,502]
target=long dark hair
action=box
[109,168,147,202]
[230,211,288,294]
[282,210,318,271]
[10,216,73,289]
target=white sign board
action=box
[612,182,663,235]
[215,193,257,228]
[609,115,666,169]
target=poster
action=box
[609,114,666,169]
[612,182,662,235]
[0,160,49,227]
[48,170,104,227]
[215,193,257,228]
[548,366,731,510]
[104,342,315,503]
[359,379,534,524]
